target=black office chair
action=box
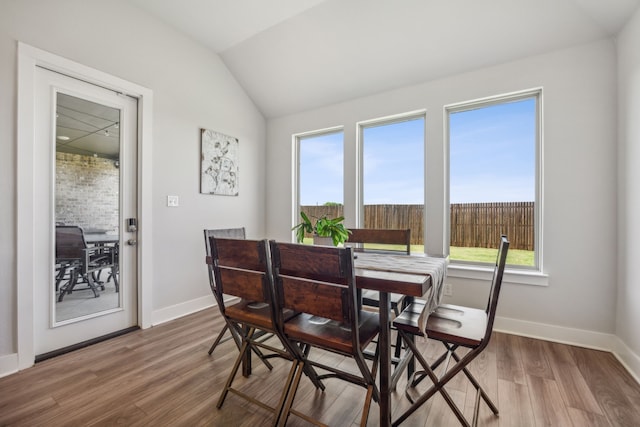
[392,235,509,426]
[56,225,117,301]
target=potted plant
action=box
[292,212,350,246]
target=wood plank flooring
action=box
[1,309,639,426]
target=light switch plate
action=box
[167,195,179,207]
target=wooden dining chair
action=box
[204,230,281,374]
[345,228,411,255]
[391,235,509,427]
[204,227,248,356]
[206,236,305,422]
[346,228,412,363]
[269,241,380,427]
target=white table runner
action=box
[354,252,448,333]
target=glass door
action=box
[34,67,138,356]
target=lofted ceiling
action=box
[129,0,640,118]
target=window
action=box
[447,90,540,268]
[295,129,344,244]
[359,114,425,251]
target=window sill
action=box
[447,263,549,286]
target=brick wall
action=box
[55,153,119,233]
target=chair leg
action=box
[223,321,274,371]
[217,328,254,409]
[217,325,304,426]
[299,343,326,391]
[449,345,499,416]
[109,266,119,292]
[208,324,231,355]
[392,304,405,360]
[276,360,305,427]
[393,333,478,427]
[85,273,101,297]
[277,359,329,427]
[57,268,80,302]
[273,359,305,427]
[359,346,379,427]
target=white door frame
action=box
[17,43,154,370]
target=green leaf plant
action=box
[292,212,351,246]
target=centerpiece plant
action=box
[292,212,350,246]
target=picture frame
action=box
[200,128,239,196]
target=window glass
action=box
[448,94,538,267]
[361,116,424,251]
[297,130,344,244]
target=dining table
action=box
[354,252,448,427]
[84,232,119,245]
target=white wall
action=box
[267,40,619,342]
[616,8,640,376]
[0,0,266,361]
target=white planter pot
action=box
[313,236,334,246]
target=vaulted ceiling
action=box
[129,0,640,118]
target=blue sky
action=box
[362,118,424,204]
[300,97,535,205]
[299,132,344,206]
[449,98,536,203]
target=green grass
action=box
[450,246,534,266]
[302,238,534,266]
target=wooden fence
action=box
[300,202,534,250]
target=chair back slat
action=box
[281,277,347,322]
[346,228,411,254]
[270,242,356,326]
[207,237,271,309]
[273,243,349,284]
[219,268,268,302]
[212,237,267,272]
[204,228,247,304]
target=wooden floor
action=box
[1,309,639,426]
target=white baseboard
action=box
[150,295,240,327]
[151,294,216,326]
[611,336,640,385]
[0,353,18,379]
[494,315,615,351]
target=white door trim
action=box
[17,42,154,370]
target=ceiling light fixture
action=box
[57,135,70,141]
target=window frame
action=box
[356,110,427,231]
[292,126,345,241]
[444,88,544,274]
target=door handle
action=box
[127,239,137,246]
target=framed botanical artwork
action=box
[200,128,239,196]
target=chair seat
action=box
[393,302,487,347]
[284,311,380,355]
[361,289,405,309]
[225,300,296,331]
